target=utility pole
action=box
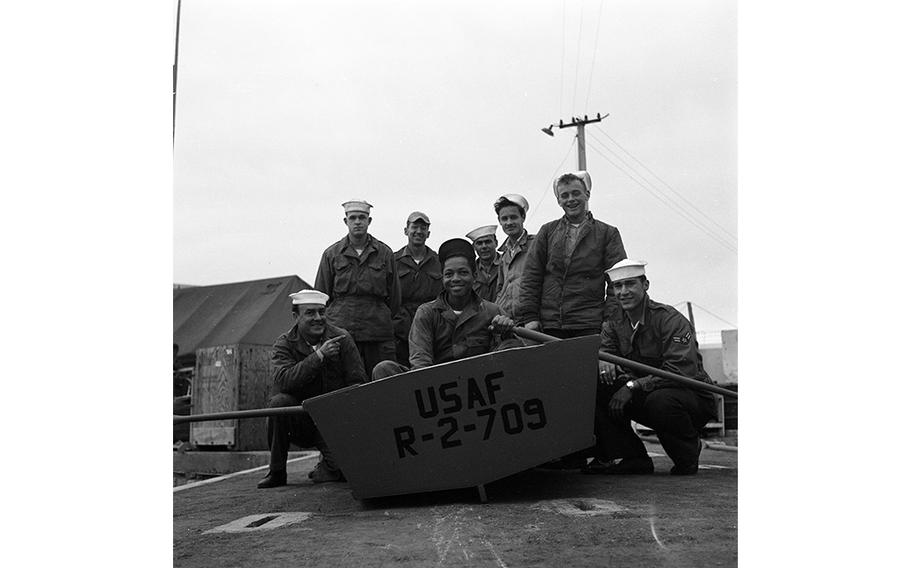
[173,0,182,146]
[686,301,697,336]
[541,113,608,170]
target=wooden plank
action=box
[235,344,273,451]
[190,345,239,447]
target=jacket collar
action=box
[477,254,501,272]
[342,234,376,260]
[395,245,438,265]
[558,211,594,228]
[498,229,529,253]
[622,294,655,330]
[428,290,484,328]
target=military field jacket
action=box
[495,230,535,318]
[409,291,521,369]
[517,212,626,331]
[393,245,443,338]
[270,323,367,400]
[314,234,401,342]
[599,296,715,404]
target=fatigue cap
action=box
[605,259,648,282]
[553,170,592,196]
[406,211,431,225]
[289,289,329,306]
[438,238,477,268]
[465,225,498,242]
[494,193,530,215]
[342,200,373,215]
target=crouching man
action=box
[588,259,717,476]
[372,237,519,379]
[257,289,367,488]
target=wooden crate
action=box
[190,344,272,450]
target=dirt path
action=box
[174,442,737,567]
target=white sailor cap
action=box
[465,225,498,242]
[289,289,329,306]
[342,200,373,215]
[495,193,530,215]
[605,259,648,282]
[406,211,431,225]
[553,170,592,196]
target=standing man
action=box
[517,170,626,338]
[258,289,367,488]
[466,225,500,302]
[372,238,519,379]
[588,260,716,476]
[314,200,401,376]
[493,193,535,318]
[392,211,443,365]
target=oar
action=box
[511,327,738,399]
[173,405,305,424]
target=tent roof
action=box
[173,275,310,358]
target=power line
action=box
[689,302,737,329]
[559,0,566,117]
[584,0,605,113]
[585,137,737,253]
[587,132,736,249]
[529,137,577,224]
[594,124,737,242]
[571,5,584,113]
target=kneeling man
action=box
[373,238,518,379]
[258,289,367,488]
[589,259,717,475]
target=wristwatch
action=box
[625,379,637,391]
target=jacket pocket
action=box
[366,261,388,296]
[332,257,355,294]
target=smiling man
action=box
[258,289,367,488]
[371,238,519,380]
[588,259,717,476]
[517,170,627,339]
[392,211,443,365]
[314,200,401,376]
[493,194,535,318]
[466,225,501,302]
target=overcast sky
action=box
[174,0,737,332]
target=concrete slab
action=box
[174,440,737,567]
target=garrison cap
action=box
[342,200,373,215]
[495,193,530,215]
[438,238,477,267]
[406,211,431,225]
[289,289,329,306]
[553,170,592,196]
[465,225,498,242]
[605,259,648,282]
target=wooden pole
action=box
[577,122,587,170]
[511,327,738,399]
[173,405,305,425]
[686,301,697,335]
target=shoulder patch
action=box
[671,331,691,345]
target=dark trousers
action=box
[266,393,338,473]
[355,339,396,377]
[372,359,409,381]
[594,383,715,467]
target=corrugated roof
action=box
[173,275,310,357]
